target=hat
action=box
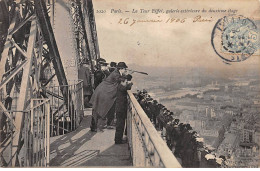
[117,62,128,69]
[174,119,180,124]
[192,131,197,135]
[97,58,106,63]
[126,74,132,81]
[110,62,117,67]
[185,124,192,130]
[100,61,108,66]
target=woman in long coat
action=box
[89,62,128,131]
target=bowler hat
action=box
[117,62,128,69]
[126,74,132,81]
[185,124,192,130]
[97,58,106,63]
[100,61,108,66]
[110,62,117,67]
[174,119,180,123]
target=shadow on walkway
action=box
[49,115,132,167]
[80,143,132,167]
[50,115,97,166]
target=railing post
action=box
[36,100,39,166]
[24,111,28,167]
[10,112,13,167]
[30,101,34,166]
[46,101,50,167]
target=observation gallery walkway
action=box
[49,110,132,167]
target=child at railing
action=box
[114,74,133,144]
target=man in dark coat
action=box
[90,62,128,131]
[101,62,110,78]
[94,67,105,89]
[93,58,107,89]
[152,100,158,125]
[114,75,133,144]
[78,61,93,108]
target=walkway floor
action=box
[49,110,132,167]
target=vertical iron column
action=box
[34,0,69,101]
[87,0,100,59]
[76,0,94,72]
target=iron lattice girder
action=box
[0,0,99,167]
[0,0,70,166]
[11,18,37,166]
[84,0,100,59]
[74,0,94,72]
[34,0,69,101]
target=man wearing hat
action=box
[78,60,92,108]
[96,58,106,69]
[90,62,128,132]
[94,66,105,89]
[100,62,110,78]
[150,100,157,125]
[93,58,108,89]
[109,62,117,73]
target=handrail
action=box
[47,80,84,136]
[0,98,50,167]
[127,90,182,168]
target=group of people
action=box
[134,90,222,168]
[79,59,133,144]
[78,59,222,166]
[134,89,175,129]
[78,58,118,108]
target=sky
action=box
[92,0,260,72]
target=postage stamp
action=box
[211,15,259,63]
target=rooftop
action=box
[222,133,238,147]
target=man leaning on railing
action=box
[114,74,133,144]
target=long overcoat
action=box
[90,69,121,119]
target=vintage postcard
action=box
[0,0,259,168]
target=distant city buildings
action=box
[143,74,260,167]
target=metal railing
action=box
[47,80,84,136]
[0,99,50,167]
[127,90,182,168]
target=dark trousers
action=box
[90,110,99,131]
[115,114,126,142]
[90,116,97,130]
[106,103,115,126]
[84,95,92,108]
